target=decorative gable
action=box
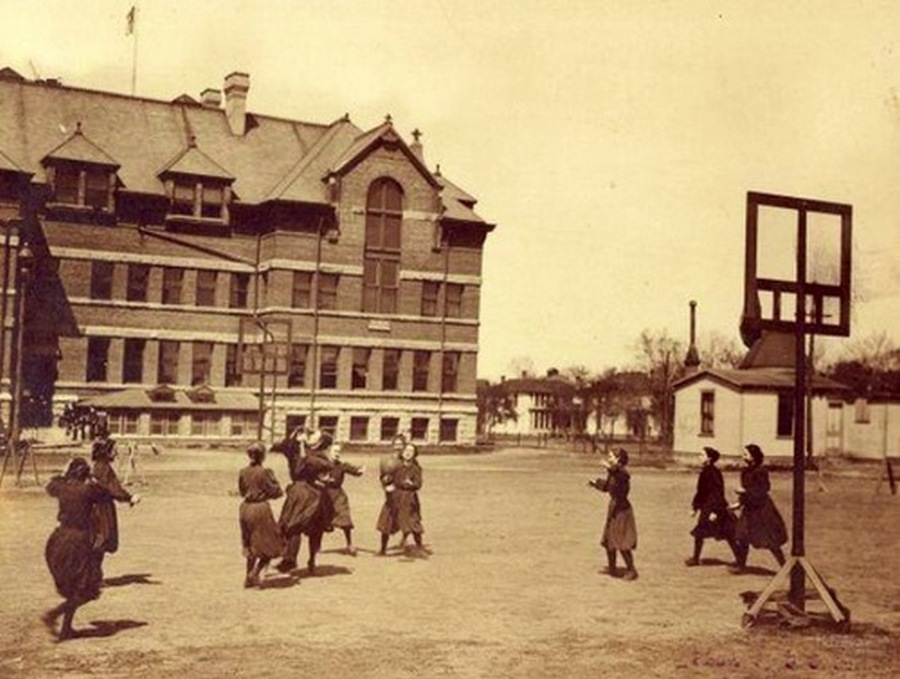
[147,384,177,403]
[41,123,120,211]
[158,136,234,225]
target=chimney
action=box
[223,72,250,136]
[684,300,701,373]
[200,88,222,108]
[410,128,424,163]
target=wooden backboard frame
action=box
[741,191,852,341]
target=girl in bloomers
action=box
[589,448,638,580]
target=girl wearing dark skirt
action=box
[239,442,285,588]
[326,443,365,555]
[589,448,638,580]
[393,443,426,554]
[729,443,788,574]
[90,434,140,574]
[275,428,335,574]
[44,457,109,640]
[375,435,405,555]
[685,446,737,566]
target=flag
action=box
[126,6,136,36]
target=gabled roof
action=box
[673,367,850,394]
[42,123,119,168]
[0,147,26,173]
[329,120,441,190]
[265,117,361,202]
[0,74,489,223]
[739,331,795,369]
[78,386,258,411]
[498,376,575,397]
[158,138,234,181]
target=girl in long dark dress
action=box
[90,434,140,573]
[375,435,405,555]
[44,457,109,640]
[729,443,788,574]
[685,446,737,566]
[274,428,335,574]
[239,442,285,588]
[326,443,365,555]
[393,443,426,553]
[589,448,638,580]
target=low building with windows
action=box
[0,68,494,446]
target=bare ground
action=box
[0,446,897,678]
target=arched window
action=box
[363,177,402,313]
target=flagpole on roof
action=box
[127,4,139,95]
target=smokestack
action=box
[223,72,250,136]
[200,88,222,108]
[685,300,700,372]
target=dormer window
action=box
[50,163,115,210]
[168,177,227,221]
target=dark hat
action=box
[744,443,764,463]
[615,447,629,466]
[702,446,720,462]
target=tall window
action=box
[122,338,145,383]
[319,346,339,389]
[162,268,183,305]
[440,418,458,442]
[352,348,370,390]
[292,271,312,308]
[380,417,400,442]
[445,283,463,318]
[318,273,339,310]
[700,391,715,436]
[288,344,308,388]
[84,168,111,209]
[231,412,259,437]
[442,351,460,393]
[413,350,430,392]
[777,393,794,438]
[86,337,110,382]
[410,417,429,441]
[158,340,180,384]
[196,270,217,307]
[192,342,213,386]
[225,344,242,387]
[382,349,400,391]
[90,261,114,300]
[363,177,402,314]
[421,281,440,317]
[229,273,249,309]
[126,264,149,302]
[350,416,369,442]
[318,416,339,440]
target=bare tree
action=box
[633,329,685,446]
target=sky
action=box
[1,0,899,380]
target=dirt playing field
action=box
[0,445,897,678]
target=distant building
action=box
[490,371,576,436]
[0,68,494,445]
